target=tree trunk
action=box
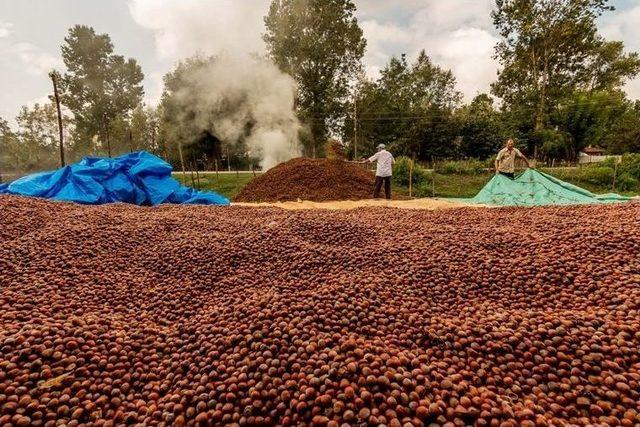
[536,41,550,133]
[50,72,65,167]
[151,127,156,154]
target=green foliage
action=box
[59,25,144,156]
[454,94,510,159]
[344,51,461,161]
[0,117,15,180]
[0,104,74,173]
[392,156,430,187]
[603,101,640,154]
[614,173,638,191]
[435,159,488,175]
[546,154,640,192]
[174,172,257,199]
[530,128,570,159]
[549,90,629,159]
[492,0,640,136]
[623,153,640,174]
[264,0,366,155]
[582,165,615,185]
[616,153,640,182]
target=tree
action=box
[13,104,67,171]
[0,117,15,181]
[603,101,640,154]
[264,0,366,155]
[491,0,640,135]
[344,51,461,160]
[455,94,509,160]
[550,90,628,159]
[59,25,144,157]
[159,55,225,170]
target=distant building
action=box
[581,145,606,156]
[578,146,621,164]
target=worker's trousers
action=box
[373,176,391,199]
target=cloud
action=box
[0,22,13,38]
[127,0,638,103]
[8,42,64,76]
[128,0,500,101]
[599,4,640,99]
[359,0,498,101]
[128,0,270,62]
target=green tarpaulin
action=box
[462,169,630,207]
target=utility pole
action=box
[49,71,65,167]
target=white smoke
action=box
[173,55,301,170]
[128,0,300,169]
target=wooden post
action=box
[190,163,196,188]
[612,160,618,191]
[128,129,133,152]
[177,142,186,183]
[194,158,201,190]
[49,71,65,167]
[409,157,414,198]
[431,156,435,197]
[214,159,219,184]
[151,126,156,153]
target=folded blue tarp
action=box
[0,151,229,206]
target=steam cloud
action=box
[129,0,299,169]
[173,56,301,170]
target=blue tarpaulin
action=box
[0,151,229,206]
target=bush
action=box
[619,153,640,180]
[414,182,434,197]
[435,159,488,175]
[615,173,638,192]
[393,156,430,187]
[589,153,640,191]
[579,165,615,186]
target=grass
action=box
[174,168,638,201]
[173,172,258,199]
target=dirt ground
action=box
[233,197,483,210]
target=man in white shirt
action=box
[365,144,395,199]
[495,138,531,179]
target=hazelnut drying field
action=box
[1,195,639,427]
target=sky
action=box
[1,0,639,125]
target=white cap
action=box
[376,144,386,150]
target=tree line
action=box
[1,0,640,178]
